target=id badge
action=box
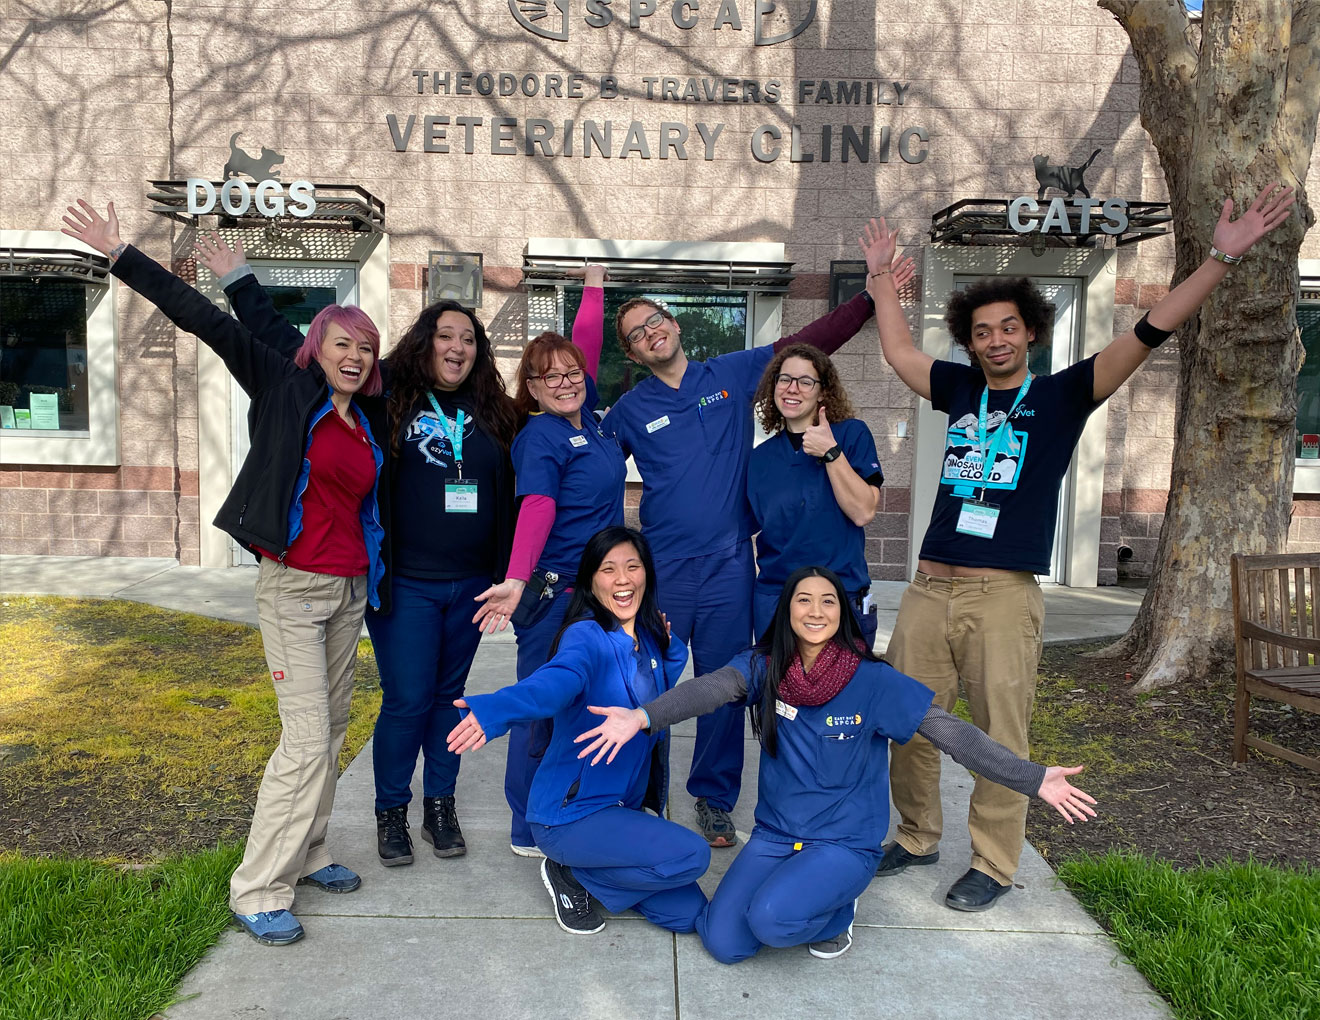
[955,498,999,538]
[774,699,798,721]
[445,478,479,514]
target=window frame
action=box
[0,231,119,466]
[1295,260,1320,495]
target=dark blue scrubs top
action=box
[512,411,626,579]
[733,651,933,851]
[747,418,883,593]
[605,347,774,560]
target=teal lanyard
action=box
[426,393,465,478]
[976,373,1032,499]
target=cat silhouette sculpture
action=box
[1032,148,1101,199]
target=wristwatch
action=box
[820,444,843,463]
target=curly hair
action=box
[513,332,587,418]
[614,297,674,355]
[753,344,857,434]
[944,277,1053,358]
[384,301,518,454]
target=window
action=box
[1298,297,1319,462]
[561,288,748,408]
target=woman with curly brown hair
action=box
[747,344,884,649]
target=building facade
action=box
[2,0,1318,582]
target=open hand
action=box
[446,699,488,753]
[1037,765,1097,824]
[194,231,248,278]
[891,254,917,291]
[1212,182,1296,257]
[801,407,838,458]
[575,705,647,765]
[472,578,526,633]
[61,199,123,257]
[859,217,899,276]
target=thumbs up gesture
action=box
[801,406,838,458]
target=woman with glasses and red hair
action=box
[471,266,628,857]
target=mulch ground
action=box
[1025,642,1320,871]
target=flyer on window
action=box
[14,409,32,429]
[28,393,59,430]
[0,406,15,429]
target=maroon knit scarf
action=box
[776,641,861,707]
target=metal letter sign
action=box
[508,0,814,43]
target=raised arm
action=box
[567,263,606,378]
[918,705,1096,823]
[1091,183,1295,401]
[61,200,292,396]
[194,232,306,360]
[861,218,934,401]
[574,664,748,765]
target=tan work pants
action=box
[229,559,367,915]
[886,571,1044,886]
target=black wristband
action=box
[820,444,843,463]
[1133,313,1173,349]
[860,289,875,308]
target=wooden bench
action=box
[1231,552,1320,771]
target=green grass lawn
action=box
[1060,852,1320,1020]
[0,847,242,1020]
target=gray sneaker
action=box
[541,858,605,935]
[808,927,853,959]
[694,798,738,847]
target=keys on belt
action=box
[539,571,559,599]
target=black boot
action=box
[375,805,413,867]
[421,795,466,858]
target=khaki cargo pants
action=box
[229,559,367,915]
[885,571,1044,886]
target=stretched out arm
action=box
[195,232,305,360]
[1091,183,1296,401]
[61,200,291,396]
[917,705,1096,823]
[568,264,606,378]
[861,218,934,401]
[472,494,557,633]
[574,664,747,765]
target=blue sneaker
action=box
[232,909,304,946]
[297,863,362,893]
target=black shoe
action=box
[874,840,939,877]
[540,858,605,935]
[375,805,413,867]
[944,868,1012,912]
[694,798,738,848]
[421,795,467,858]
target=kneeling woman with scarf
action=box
[576,565,1096,964]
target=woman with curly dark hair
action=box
[747,344,885,649]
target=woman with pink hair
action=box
[63,199,388,947]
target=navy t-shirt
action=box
[747,418,883,592]
[512,410,626,579]
[732,651,933,850]
[604,346,775,560]
[920,357,1102,574]
[392,392,501,580]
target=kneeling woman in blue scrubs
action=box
[577,566,1095,962]
[447,526,712,936]
[747,345,885,649]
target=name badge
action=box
[955,498,999,538]
[645,414,671,434]
[569,435,588,448]
[445,479,479,514]
[774,699,798,720]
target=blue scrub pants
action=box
[656,541,754,812]
[506,592,572,847]
[531,806,711,932]
[697,832,876,964]
[753,580,879,652]
[367,573,488,812]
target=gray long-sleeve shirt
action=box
[643,665,1046,797]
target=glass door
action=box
[229,264,358,565]
[950,275,1082,583]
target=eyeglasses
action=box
[625,311,667,345]
[532,367,585,388]
[774,373,820,392]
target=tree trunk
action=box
[1095,0,1319,690]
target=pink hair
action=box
[295,305,384,397]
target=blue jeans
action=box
[656,541,754,812]
[368,573,488,812]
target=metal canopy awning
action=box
[0,247,112,283]
[930,198,1171,247]
[147,181,386,232]
[522,253,796,293]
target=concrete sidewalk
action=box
[2,556,1167,1020]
